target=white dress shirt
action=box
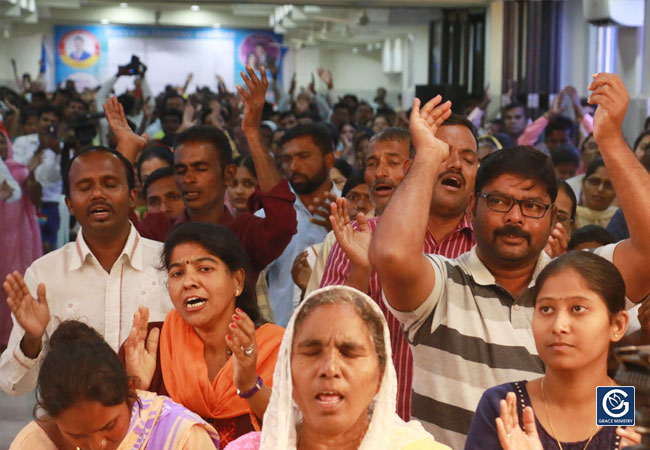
[0,224,173,395]
[0,158,22,203]
[11,134,62,202]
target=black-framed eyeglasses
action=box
[479,192,551,219]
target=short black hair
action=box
[161,108,183,122]
[143,166,174,199]
[63,146,135,197]
[369,127,413,158]
[545,116,575,140]
[440,113,478,148]
[117,93,135,117]
[136,145,174,182]
[67,97,88,110]
[503,102,527,116]
[567,225,616,251]
[38,104,61,120]
[333,158,354,179]
[333,102,349,112]
[475,145,558,202]
[556,179,577,220]
[279,111,296,121]
[176,125,233,168]
[279,123,333,155]
[551,144,580,168]
[20,108,39,125]
[341,171,366,198]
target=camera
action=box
[119,55,147,76]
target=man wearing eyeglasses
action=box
[370,74,650,449]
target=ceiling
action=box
[0,0,487,49]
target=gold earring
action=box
[614,333,619,338]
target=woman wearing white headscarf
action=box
[226,285,449,450]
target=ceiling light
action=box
[119,2,128,7]
[100,19,110,24]
[190,5,200,11]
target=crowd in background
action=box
[0,57,650,450]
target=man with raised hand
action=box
[369,74,650,447]
[103,67,297,286]
[319,123,477,420]
[1,146,172,395]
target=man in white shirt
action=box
[12,105,63,252]
[1,146,173,395]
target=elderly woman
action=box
[226,286,449,450]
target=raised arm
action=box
[103,97,149,163]
[237,66,282,191]
[368,96,451,312]
[590,73,650,302]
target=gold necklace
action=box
[540,377,600,450]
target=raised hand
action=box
[496,392,543,450]
[544,221,569,259]
[226,308,259,393]
[409,95,451,161]
[547,90,568,118]
[178,103,197,133]
[308,192,339,231]
[291,250,312,293]
[3,271,50,341]
[102,96,149,162]
[1,180,14,201]
[317,68,333,89]
[124,306,159,390]
[330,197,371,269]
[617,426,641,448]
[237,65,269,134]
[588,73,629,146]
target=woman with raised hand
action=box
[10,320,220,450]
[123,222,283,446]
[465,251,640,449]
[226,285,449,450]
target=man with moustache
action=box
[370,76,650,447]
[105,68,297,285]
[1,147,173,395]
[262,123,340,326]
[319,123,477,420]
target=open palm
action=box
[124,306,159,390]
[3,271,50,339]
[496,393,543,450]
[330,197,371,268]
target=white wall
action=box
[0,34,45,88]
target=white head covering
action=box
[260,285,435,450]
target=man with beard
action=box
[369,75,650,448]
[263,123,339,326]
[319,123,477,420]
[0,147,173,395]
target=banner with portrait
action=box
[54,25,284,95]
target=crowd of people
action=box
[0,58,649,450]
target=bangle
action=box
[237,376,263,399]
